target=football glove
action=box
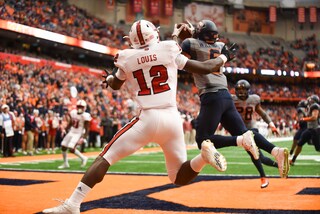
[172,23,185,38]
[102,69,111,88]
[185,20,195,35]
[269,122,281,137]
[221,43,238,62]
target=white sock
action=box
[190,154,206,172]
[74,149,85,160]
[62,151,68,165]
[271,147,280,157]
[69,182,91,206]
[236,136,243,147]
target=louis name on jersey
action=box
[114,41,188,109]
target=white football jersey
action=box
[232,94,261,129]
[114,40,188,109]
[69,109,91,134]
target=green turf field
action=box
[1,139,319,177]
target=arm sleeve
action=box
[114,68,126,81]
[175,54,189,70]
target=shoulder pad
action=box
[297,107,305,114]
[310,103,320,111]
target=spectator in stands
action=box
[182,114,193,145]
[88,109,101,148]
[100,111,113,146]
[33,109,42,153]
[46,110,58,154]
[0,104,15,157]
[13,110,24,153]
[23,103,37,156]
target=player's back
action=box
[307,103,320,129]
[115,41,181,109]
[181,38,227,95]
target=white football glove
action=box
[185,20,195,35]
[172,23,185,38]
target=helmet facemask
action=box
[235,80,250,100]
[76,100,87,114]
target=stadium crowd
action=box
[0,56,315,157]
[0,0,318,158]
[0,0,130,49]
[1,0,318,72]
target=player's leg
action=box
[160,109,226,185]
[291,129,313,165]
[313,128,320,152]
[67,133,88,168]
[196,93,246,152]
[43,116,148,213]
[260,149,278,168]
[247,150,270,188]
[250,130,289,178]
[220,100,259,160]
[195,93,224,149]
[58,134,72,169]
[290,128,304,155]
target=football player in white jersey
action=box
[233,79,280,188]
[57,100,91,169]
[43,19,237,214]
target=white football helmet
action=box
[128,20,160,49]
[76,99,87,114]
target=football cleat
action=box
[273,148,290,178]
[201,139,227,172]
[81,157,88,168]
[241,130,259,160]
[289,159,295,166]
[58,163,70,169]
[43,199,80,214]
[260,177,269,189]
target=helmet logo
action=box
[136,21,145,46]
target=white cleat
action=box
[273,148,290,178]
[81,157,88,168]
[58,163,70,169]
[43,199,80,214]
[241,130,259,160]
[201,139,227,172]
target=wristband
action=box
[218,54,228,64]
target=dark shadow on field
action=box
[79,175,319,214]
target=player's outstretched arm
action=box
[183,54,227,75]
[256,104,280,136]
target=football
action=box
[177,23,193,41]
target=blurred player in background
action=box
[43,19,236,214]
[178,19,289,180]
[233,79,279,188]
[290,99,308,155]
[57,99,90,169]
[290,95,320,165]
